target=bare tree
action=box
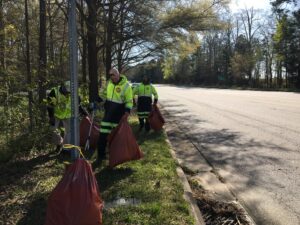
[25,0,33,130]
[86,0,99,102]
[239,7,262,82]
[38,0,47,115]
[0,0,4,69]
[80,0,87,83]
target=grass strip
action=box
[0,116,194,225]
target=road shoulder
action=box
[163,107,255,225]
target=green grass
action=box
[0,116,194,225]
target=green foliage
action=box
[144,0,234,85]
[230,52,254,82]
[0,96,50,163]
[160,32,200,83]
[161,0,228,31]
[273,16,287,62]
[79,83,89,107]
[272,9,300,87]
[162,54,176,80]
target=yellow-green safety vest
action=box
[50,87,71,120]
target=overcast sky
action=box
[230,0,272,12]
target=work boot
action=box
[138,118,144,131]
[145,122,150,132]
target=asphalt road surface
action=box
[157,85,300,225]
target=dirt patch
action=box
[188,177,253,225]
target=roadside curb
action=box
[162,106,256,225]
[165,138,205,225]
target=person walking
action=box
[133,75,158,132]
[47,81,87,152]
[96,68,133,164]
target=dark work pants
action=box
[139,118,150,131]
[97,132,109,160]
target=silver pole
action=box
[68,0,79,159]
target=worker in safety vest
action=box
[133,75,158,132]
[97,68,133,163]
[47,81,87,151]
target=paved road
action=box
[157,85,300,225]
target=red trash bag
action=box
[80,116,100,150]
[148,105,165,131]
[44,159,103,225]
[108,117,143,168]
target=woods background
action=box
[0,0,299,160]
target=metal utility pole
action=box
[68,0,79,159]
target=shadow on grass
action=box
[0,151,57,189]
[0,125,53,163]
[95,166,134,194]
[16,195,47,225]
[136,130,164,146]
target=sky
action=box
[230,0,272,12]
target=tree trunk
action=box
[80,0,87,83]
[105,1,113,79]
[86,0,98,102]
[25,0,33,131]
[0,0,4,69]
[265,57,269,88]
[117,43,123,72]
[269,53,273,88]
[285,61,288,88]
[48,0,55,70]
[38,0,47,116]
[277,61,282,88]
[297,65,300,89]
[117,0,125,72]
[58,20,66,78]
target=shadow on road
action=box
[161,101,291,190]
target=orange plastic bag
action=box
[148,105,165,131]
[44,159,103,225]
[80,116,100,150]
[108,117,143,168]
